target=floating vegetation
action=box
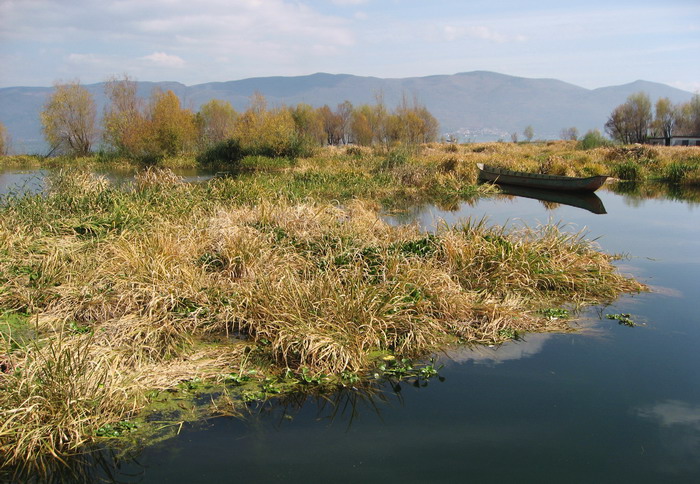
[541,308,570,320]
[606,313,637,327]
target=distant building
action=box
[647,136,700,147]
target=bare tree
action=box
[560,127,579,141]
[103,74,144,155]
[605,92,652,144]
[336,101,353,144]
[523,125,534,142]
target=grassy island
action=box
[0,142,661,475]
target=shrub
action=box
[664,162,698,184]
[345,145,366,158]
[578,130,609,150]
[197,138,244,167]
[379,146,412,171]
[611,160,646,181]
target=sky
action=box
[1,0,699,91]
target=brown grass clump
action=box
[134,166,184,190]
[0,336,136,472]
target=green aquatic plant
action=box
[96,420,138,438]
[541,308,570,320]
[606,313,636,327]
[497,327,519,340]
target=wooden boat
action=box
[476,163,608,192]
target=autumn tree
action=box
[675,94,700,136]
[370,96,389,147]
[289,103,324,146]
[318,105,343,145]
[41,80,97,156]
[350,105,374,146]
[234,93,299,157]
[651,97,677,142]
[145,89,198,158]
[103,74,146,156]
[197,99,237,147]
[605,92,652,144]
[0,122,9,155]
[387,98,439,145]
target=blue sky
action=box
[1,0,698,90]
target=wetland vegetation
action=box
[1,139,682,477]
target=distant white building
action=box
[647,136,700,147]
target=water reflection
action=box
[1,446,145,484]
[608,181,700,205]
[635,400,700,475]
[6,374,446,484]
[495,185,607,214]
[0,167,218,198]
[442,333,553,366]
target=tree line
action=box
[605,92,700,144]
[35,76,439,159]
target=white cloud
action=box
[141,52,186,68]
[433,23,526,44]
[67,53,104,65]
[670,81,700,94]
[331,0,368,5]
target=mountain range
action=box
[0,71,694,153]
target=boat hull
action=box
[476,163,608,192]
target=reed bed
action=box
[0,161,646,472]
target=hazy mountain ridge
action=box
[0,71,694,153]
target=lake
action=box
[3,168,700,483]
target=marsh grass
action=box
[0,150,649,471]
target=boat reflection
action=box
[495,184,607,214]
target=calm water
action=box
[4,169,700,483]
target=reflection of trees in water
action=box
[384,195,481,225]
[607,181,700,205]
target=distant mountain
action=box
[0,71,694,153]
